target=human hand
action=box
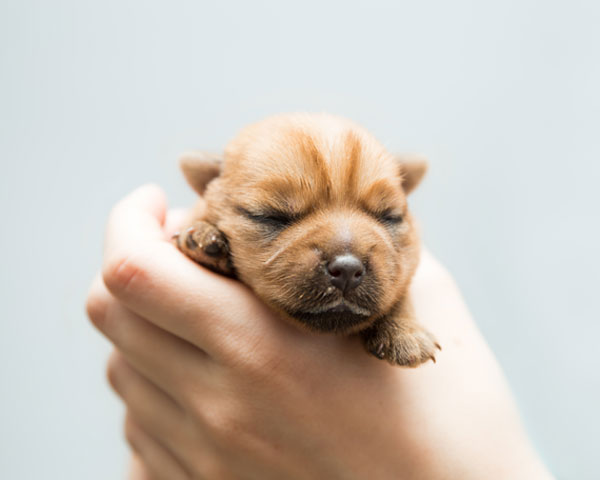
[87,185,553,480]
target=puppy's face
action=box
[193,114,426,334]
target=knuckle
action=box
[221,330,277,376]
[200,401,245,447]
[105,353,124,394]
[123,414,140,451]
[85,274,113,329]
[102,249,149,298]
[231,345,288,385]
[85,291,109,329]
[196,457,231,480]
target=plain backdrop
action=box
[1,1,598,478]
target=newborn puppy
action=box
[174,113,440,367]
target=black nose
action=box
[327,254,365,293]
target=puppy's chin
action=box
[278,302,374,334]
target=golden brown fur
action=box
[175,113,439,366]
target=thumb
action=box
[103,184,168,260]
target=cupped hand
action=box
[86,185,552,480]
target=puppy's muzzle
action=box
[275,250,376,333]
[326,254,365,293]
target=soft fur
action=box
[174,113,439,367]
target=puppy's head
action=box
[182,113,427,333]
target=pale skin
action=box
[86,185,554,480]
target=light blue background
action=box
[1,1,598,478]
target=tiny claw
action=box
[430,355,436,364]
[435,342,442,351]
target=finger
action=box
[108,352,186,442]
[89,275,210,399]
[105,184,168,248]
[124,414,190,480]
[128,455,152,480]
[101,187,284,360]
[115,356,221,480]
[86,273,111,327]
[164,208,189,238]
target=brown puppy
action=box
[174,113,440,367]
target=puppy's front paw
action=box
[363,325,441,367]
[173,221,234,276]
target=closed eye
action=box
[238,207,297,229]
[375,209,404,226]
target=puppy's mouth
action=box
[285,300,372,333]
[302,300,371,316]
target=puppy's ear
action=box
[180,152,222,196]
[394,154,428,194]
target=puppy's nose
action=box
[327,254,365,293]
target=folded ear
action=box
[179,152,222,196]
[394,153,428,194]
